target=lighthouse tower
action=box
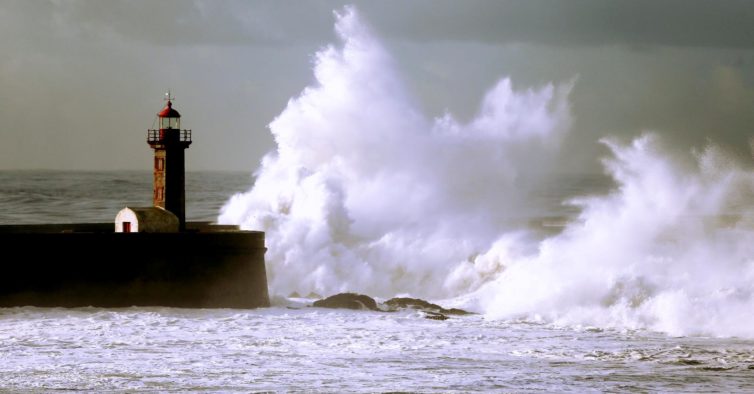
[147,94,192,231]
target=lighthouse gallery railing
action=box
[147,129,192,143]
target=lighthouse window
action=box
[155,158,164,170]
[161,117,180,129]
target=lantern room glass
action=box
[161,117,180,129]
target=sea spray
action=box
[475,135,754,337]
[220,6,754,337]
[220,6,573,299]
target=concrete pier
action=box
[0,223,269,308]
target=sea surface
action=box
[0,170,753,392]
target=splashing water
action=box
[474,136,754,337]
[220,7,754,337]
[220,7,573,299]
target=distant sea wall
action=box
[0,223,269,308]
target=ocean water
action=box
[1,306,753,392]
[4,6,754,392]
[0,170,753,392]
[0,170,252,225]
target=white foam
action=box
[220,6,754,338]
[220,6,572,299]
[475,136,754,337]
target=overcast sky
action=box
[1,0,753,171]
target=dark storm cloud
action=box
[359,0,754,49]
[15,0,754,49]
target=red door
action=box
[123,222,131,233]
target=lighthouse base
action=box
[0,223,269,309]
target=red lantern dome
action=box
[157,100,181,129]
[158,100,181,118]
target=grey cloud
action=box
[0,1,752,172]
[13,1,754,49]
[358,0,754,49]
[18,0,336,46]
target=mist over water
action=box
[220,7,754,338]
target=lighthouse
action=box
[147,94,192,231]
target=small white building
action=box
[115,207,179,233]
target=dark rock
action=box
[384,297,472,315]
[386,297,443,311]
[312,293,379,311]
[424,311,448,321]
[446,308,473,316]
[305,292,322,299]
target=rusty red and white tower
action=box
[148,93,191,231]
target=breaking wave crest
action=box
[220,6,754,337]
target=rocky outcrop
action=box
[423,311,449,320]
[384,297,472,315]
[311,293,472,318]
[312,293,379,311]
